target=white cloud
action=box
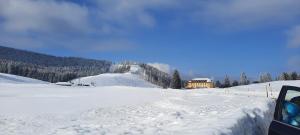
[287,25,300,48]
[0,0,181,34]
[199,0,300,29]
[1,0,300,52]
[94,0,180,29]
[2,0,300,34]
[0,0,90,33]
[148,63,172,74]
[0,0,181,51]
[0,0,146,52]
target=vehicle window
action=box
[281,90,300,128]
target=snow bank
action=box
[72,73,157,88]
[0,73,47,84]
[215,80,300,135]
[220,100,275,135]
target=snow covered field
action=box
[1,73,300,135]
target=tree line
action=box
[214,72,300,88]
[0,46,112,83]
[0,45,172,86]
[168,70,300,89]
[0,59,111,83]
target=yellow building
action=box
[186,78,214,89]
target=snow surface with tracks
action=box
[1,73,300,135]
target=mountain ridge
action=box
[0,45,112,82]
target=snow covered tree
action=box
[170,70,182,89]
[259,73,272,83]
[223,75,231,88]
[280,72,290,80]
[139,63,171,88]
[232,80,239,87]
[290,72,298,80]
[214,80,221,88]
[239,72,249,85]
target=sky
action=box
[0,0,300,80]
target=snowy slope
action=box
[72,73,157,88]
[233,80,300,91]
[227,80,300,98]
[0,73,47,84]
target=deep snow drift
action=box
[1,74,300,135]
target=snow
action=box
[55,82,73,86]
[71,73,157,88]
[0,85,160,115]
[226,80,300,99]
[192,78,212,82]
[1,74,300,135]
[129,64,141,74]
[0,73,47,84]
[147,63,171,74]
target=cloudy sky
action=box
[0,0,300,80]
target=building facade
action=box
[186,78,214,89]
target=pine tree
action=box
[214,80,221,88]
[171,70,182,89]
[240,72,249,85]
[259,72,272,83]
[280,72,290,80]
[232,80,239,86]
[290,72,298,80]
[224,75,231,88]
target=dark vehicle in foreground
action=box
[269,86,300,135]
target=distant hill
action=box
[0,46,171,87]
[0,46,112,67]
[110,63,171,88]
[0,46,112,82]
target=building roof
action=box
[191,78,212,82]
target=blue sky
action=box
[0,0,300,80]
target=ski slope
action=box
[0,74,300,135]
[0,73,47,84]
[72,73,157,88]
